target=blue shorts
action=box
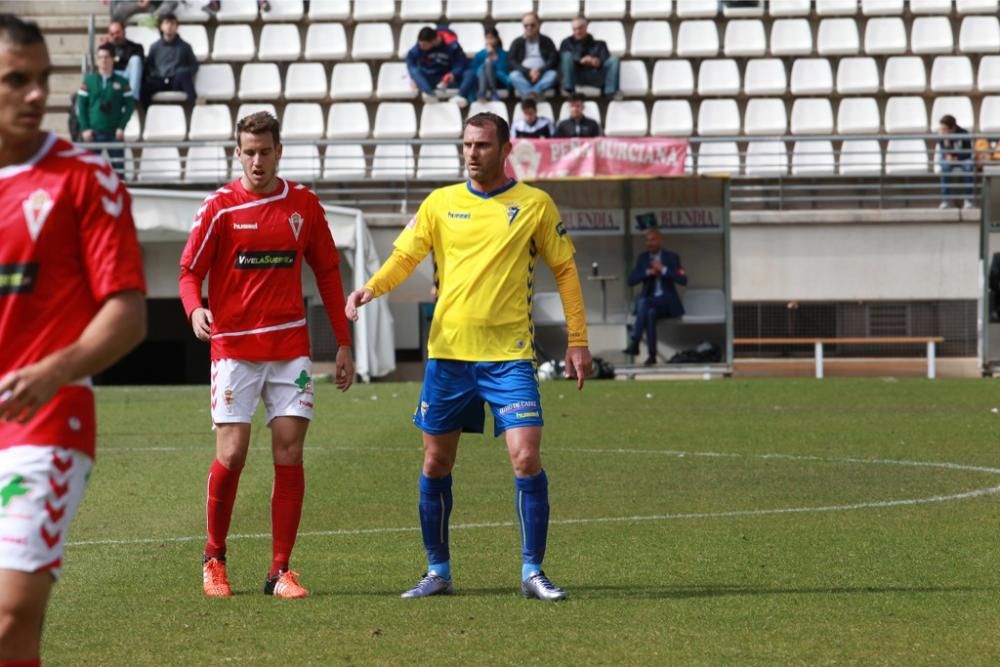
[414,360,544,437]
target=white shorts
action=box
[0,445,92,580]
[211,357,315,425]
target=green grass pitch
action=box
[43,379,1000,665]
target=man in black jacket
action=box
[554,94,601,138]
[623,229,688,366]
[559,17,620,98]
[937,114,974,209]
[102,20,143,100]
[141,13,198,107]
[507,12,559,98]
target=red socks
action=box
[205,458,243,559]
[270,463,305,577]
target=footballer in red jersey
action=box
[179,111,354,599]
[0,15,146,665]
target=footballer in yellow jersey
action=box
[346,113,591,602]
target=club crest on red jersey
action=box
[289,212,303,240]
[22,189,54,241]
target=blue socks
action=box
[515,470,549,581]
[418,474,453,577]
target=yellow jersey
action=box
[394,180,576,361]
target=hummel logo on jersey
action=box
[507,205,521,225]
[235,251,296,269]
[0,263,39,295]
[289,212,303,240]
[233,223,258,230]
[22,189,53,240]
[447,211,471,219]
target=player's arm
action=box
[178,198,220,341]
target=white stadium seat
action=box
[698,59,740,96]
[769,0,810,16]
[884,56,927,94]
[911,17,954,55]
[980,97,1000,133]
[143,104,186,141]
[353,23,395,60]
[724,20,766,57]
[235,103,277,123]
[723,1,763,16]
[496,22,523,50]
[619,60,649,96]
[323,144,367,180]
[124,26,158,55]
[745,141,788,176]
[630,21,672,57]
[557,100,601,123]
[816,0,857,14]
[178,25,209,61]
[419,103,463,138]
[631,0,671,17]
[282,103,325,140]
[468,100,508,123]
[818,19,859,55]
[790,58,833,95]
[885,139,929,174]
[285,62,328,100]
[446,0,486,19]
[400,0,441,20]
[537,0,580,19]
[216,0,257,21]
[417,144,462,179]
[790,99,834,134]
[305,23,348,61]
[373,102,418,139]
[744,59,786,95]
[307,0,350,20]
[864,17,907,55]
[331,63,374,100]
[770,19,813,56]
[931,96,975,131]
[451,22,487,58]
[604,101,648,137]
[839,140,883,175]
[744,98,787,135]
[909,0,952,12]
[861,0,904,14]
[189,105,232,141]
[238,63,281,100]
[980,57,1000,93]
[836,57,879,94]
[397,24,424,59]
[697,99,740,136]
[371,144,415,179]
[650,100,693,136]
[959,17,1000,53]
[696,142,740,174]
[377,62,417,99]
[184,146,228,183]
[195,64,235,101]
[791,141,836,175]
[589,21,627,58]
[492,0,533,20]
[211,24,255,62]
[138,147,182,182]
[957,0,999,13]
[931,56,975,93]
[262,0,304,21]
[326,103,370,138]
[884,97,928,132]
[175,1,210,22]
[123,112,140,142]
[651,60,693,96]
[837,97,881,134]
[584,0,625,18]
[676,0,717,17]
[353,0,395,21]
[677,20,719,57]
[541,21,573,48]
[278,145,321,181]
[258,24,302,61]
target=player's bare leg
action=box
[203,424,251,597]
[264,416,308,598]
[0,569,51,662]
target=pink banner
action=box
[506,137,688,180]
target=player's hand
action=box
[191,308,213,342]
[345,288,373,322]
[115,128,125,141]
[81,129,95,142]
[334,346,354,392]
[0,358,67,424]
[564,346,593,391]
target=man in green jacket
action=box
[78,43,134,175]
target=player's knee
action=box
[422,453,454,477]
[0,603,43,651]
[509,449,542,477]
[272,442,303,466]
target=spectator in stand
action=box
[622,229,688,366]
[458,27,510,104]
[937,114,974,209]
[141,13,198,108]
[406,26,468,106]
[508,12,559,99]
[103,0,180,27]
[559,17,620,99]
[512,98,554,139]
[78,43,135,176]
[555,94,601,138]
[974,136,1000,172]
[100,20,143,101]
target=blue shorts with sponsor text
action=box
[414,360,544,437]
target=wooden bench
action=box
[733,337,946,379]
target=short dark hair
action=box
[484,26,502,49]
[96,43,115,57]
[464,112,510,146]
[417,27,437,43]
[939,114,958,130]
[0,14,44,47]
[520,98,537,112]
[159,12,178,25]
[567,92,585,104]
[236,111,281,148]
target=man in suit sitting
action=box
[623,229,687,365]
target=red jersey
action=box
[0,133,146,458]
[178,178,352,361]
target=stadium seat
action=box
[307,0,349,20]
[695,141,740,174]
[211,24,255,61]
[791,141,836,175]
[238,63,281,100]
[697,99,740,136]
[723,1,763,16]
[184,146,228,183]
[959,17,1000,53]
[541,21,573,48]
[397,23,427,59]
[537,0,580,19]
[604,101,648,136]
[495,22,523,49]
[677,21,719,57]
[619,60,649,96]
[980,57,1000,92]
[931,96,975,130]
[262,0,304,21]
[839,140,883,174]
[816,0,857,14]
[376,62,417,99]
[769,0,810,16]
[143,104,186,141]
[330,63,373,100]
[557,100,601,123]
[353,0,395,21]
[278,145,321,181]
[399,0,441,20]
[258,24,302,61]
[417,144,462,179]
[836,57,879,94]
[492,0,533,20]
[909,0,952,12]
[744,98,788,135]
[817,19,860,55]
[589,21,627,58]
[450,22,487,57]
[864,17,907,55]
[235,103,277,122]
[885,139,929,173]
[282,103,325,139]
[124,26,158,55]
[178,25,209,61]
[304,23,348,61]
[630,21,672,57]
[790,99,834,134]
[837,97,881,133]
[194,64,235,101]
[322,144,367,180]
[744,141,788,176]
[930,56,975,93]
[957,0,999,12]
[373,102,418,139]
[189,104,233,141]
[861,0,904,14]
[468,100,508,123]
[123,112,140,142]
[175,1,210,22]
[371,144,415,179]
[446,0,486,19]
[676,0,717,17]
[770,19,813,56]
[353,23,395,60]
[419,103,463,138]
[981,97,1000,133]
[216,0,257,21]
[911,17,954,55]
[285,63,327,100]
[650,100,693,136]
[631,0,672,17]
[744,59,786,95]
[511,101,554,125]
[326,103,370,138]
[724,20,766,57]
[790,58,833,95]
[138,147,182,182]
[698,60,740,96]
[884,97,928,132]
[651,60,693,96]
[883,56,927,94]
[584,0,625,18]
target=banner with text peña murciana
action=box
[506,137,688,180]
